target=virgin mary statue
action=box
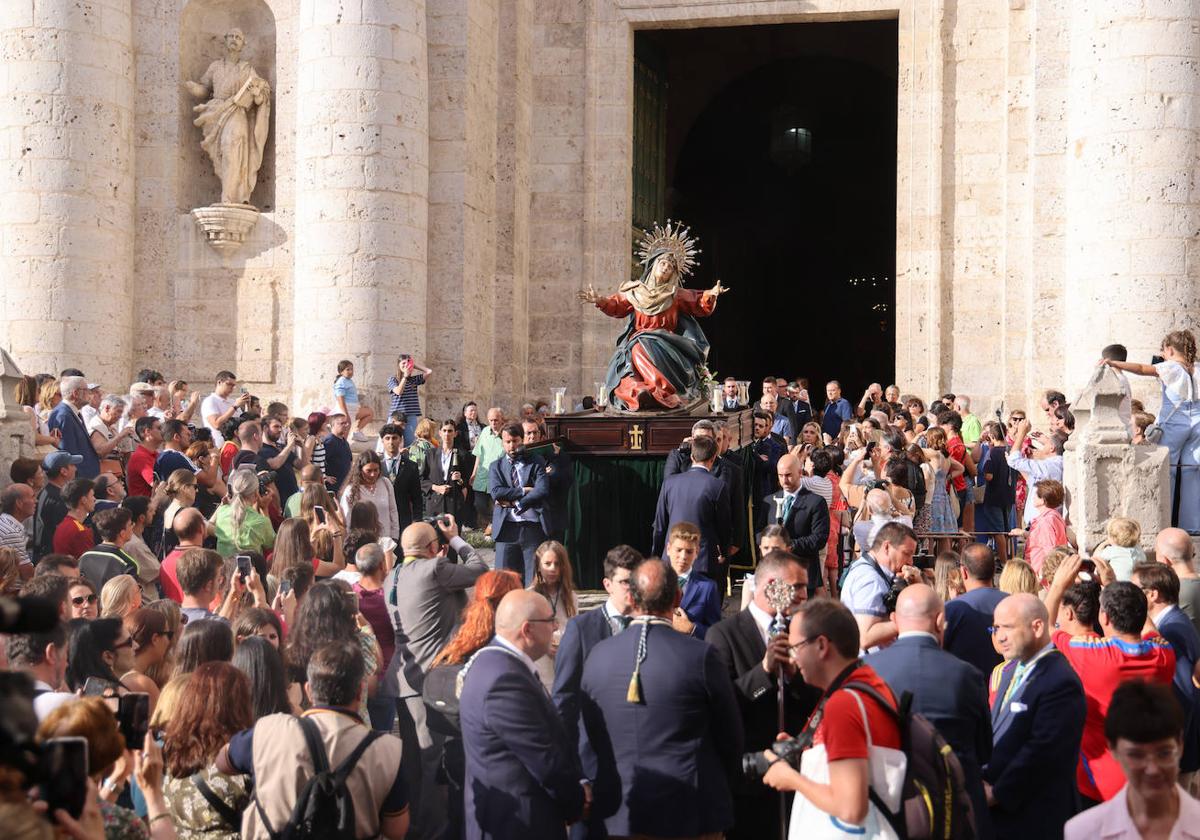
[579,221,728,411]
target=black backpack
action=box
[254,716,382,840]
[844,681,976,840]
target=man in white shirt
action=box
[201,370,252,446]
[0,483,37,578]
[1005,417,1065,526]
[80,384,102,426]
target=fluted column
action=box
[1065,2,1200,393]
[0,0,135,389]
[293,0,429,411]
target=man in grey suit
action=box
[383,514,488,840]
[867,583,994,838]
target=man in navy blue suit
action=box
[651,434,731,582]
[522,418,572,543]
[553,545,640,840]
[489,423,551,586]
[580,558,743,838]
[47,376,100,478]
[867,583,994,838]
[765,453,828,595]
[984,593,1086,839]
[943,543,1007,680]
[663,521,721,638]
[461,590,587,839]
[1134,561,1200,778]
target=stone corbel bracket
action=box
[191,203,261,255]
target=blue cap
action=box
[42,451,84,471]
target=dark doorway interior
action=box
[635,21,898,403]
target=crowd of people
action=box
[0,326,1197,839]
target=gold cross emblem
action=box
[628,424,644,451]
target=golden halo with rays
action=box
[636,219,700,279]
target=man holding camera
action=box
[839,521,920,651]
[762,597,903,835]
[383,514,487,840]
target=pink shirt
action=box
[1026,507,1067,575]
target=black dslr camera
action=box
[423,514,451,547]
[881,575,910,614]
[742,730,814,780]
[256,469,276,495]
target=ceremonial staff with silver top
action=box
[764,577,797,840]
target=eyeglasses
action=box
[111,637,134,650]
[527,616,557,624]
[71,594,97,606]
[789,636,821,655]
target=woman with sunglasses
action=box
[68,577,100,619]
[64,617,136,693]
[122,608,173,714]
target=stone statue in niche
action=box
[185,28,271,206]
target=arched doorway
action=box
[635,21,898,399]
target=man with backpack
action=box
[217,639,410,840]
[763,597,976,839]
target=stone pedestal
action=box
[1065,366,1169,554]
[190,204,262,256]
[0,351,34,490]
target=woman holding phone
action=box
[386,354,433,446]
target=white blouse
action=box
[1155,360,1200,407]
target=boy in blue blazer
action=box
[666,521,722,638]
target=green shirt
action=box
[961,413,982,445]
[471,428,505,492]
[213,504,276,558]
[284,491,302,519]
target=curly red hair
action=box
[431,570,523,666]
[162,662,253,778]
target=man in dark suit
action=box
[665,421,746,562]
[379,423,423,532]
[664,521,722,639]
[580,558,743,839]
[706,550,820,840]
[984,593,1086,839]
[461,590,587,839]
[523,419,572,543]
[755,376,794,429]
[553,545,641,840]
[1133,561,1200,776]
[785,381,815,437]
[47,376,100,478]
[943,543,1007,680]
[868,583,994,838]
[651,435,731,583]
[720,377,746,412]
[749,410,786,529]
[489,423,551,586]
[765,453,828,594]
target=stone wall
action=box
[4,0,1200,426]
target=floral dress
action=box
[164,765,250,840]
[100,801,149,840]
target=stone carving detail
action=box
[185,28,271,206]
[185,28,270,254]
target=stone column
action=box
[1065,2,1200,399]
[292,0,429,412]
[0,0,135,390]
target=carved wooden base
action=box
[543,406,753,455]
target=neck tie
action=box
[611,615,631,634]
[1001,661,1027,706]
[782,493,794,523]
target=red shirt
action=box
[1053,629,1175,800]
[946,435,968,492]
[811,665,902,760]
[126,445,157,497]
[159,547,187,603]
[53,516,95,558]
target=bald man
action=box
[867,584,994,837]
[158,506,208,603]
[460,590,586,839]
[1156,527,1200,637]
[765,452,829,594]
[982,594,1086,839]
[381,513,488,838]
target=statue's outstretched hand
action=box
[577,284,600,305]
[707,280,730,297]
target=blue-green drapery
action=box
[562,447,755,589]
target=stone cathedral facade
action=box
[2,0,1199,417]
